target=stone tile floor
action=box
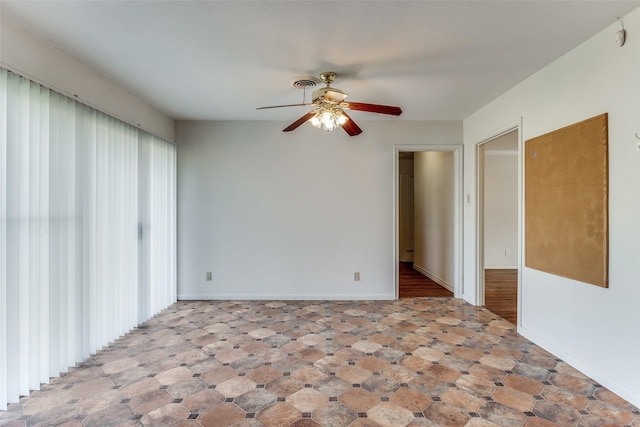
[1,298,638,426]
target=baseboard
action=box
[412,265,454,293]
[518,326,640,409]
[177,293,396,301]
[484,266,518,269]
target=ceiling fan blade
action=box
[341,111,362,136]
[346,102,402,116]
[283,112,316,132]
[257,103,314,110]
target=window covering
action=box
[0,68,177,409]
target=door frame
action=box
[393,144,464,299]
[475,119,523,325]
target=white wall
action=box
[0,16,175,141]
[484,151,518,268]
[413,152,455,289]
[463,8,640,407]
[177,120,461,300]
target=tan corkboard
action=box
[525,113,608,287]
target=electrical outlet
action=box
[206,272,212,281]
[505,250,511,257]
[354,272,360,281]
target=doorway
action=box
[477,129,520,323]
[395,146,463,299]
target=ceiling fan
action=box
[257,72,402,136]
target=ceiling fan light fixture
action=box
[310,107,348,131]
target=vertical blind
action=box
[0,68,177,409]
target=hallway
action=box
[399,262,453,298]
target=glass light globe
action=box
[310,108,348,131]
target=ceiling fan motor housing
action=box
[312,87,348,103]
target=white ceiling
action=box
[2,1,638,123]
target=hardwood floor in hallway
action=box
[398,264,517,325]
[399,262,453,298]
[484,269,518,324]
